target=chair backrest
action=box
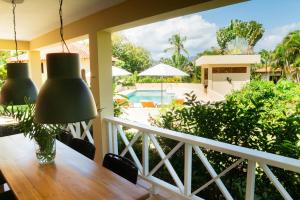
[57,131,74,146]
[103,153,138,184]
[0,190,16,200]
[70,138,95,160]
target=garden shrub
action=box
[148,80,300,199]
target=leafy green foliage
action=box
[164,34,188,56]
[196,47,221,58]
[0,51,10,88]
[0,65,7,88]
[112,35,152,73]
[1,103,63,155]
[216,19,265,54]
[161,34,191,70]
[152,80,300,199]
[273,30,300,81]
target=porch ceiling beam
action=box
[30,0,245,50]
[0,39,29,50]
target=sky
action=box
[118,0,300,60]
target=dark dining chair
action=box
[57,130,74,146]
[69,138,95,160]
[0,191,16,200]
[0,174,15,200]
[0,174,5,185]
[103,153,138,184]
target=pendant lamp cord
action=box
[59,0,70,53]
[12,0,19,62]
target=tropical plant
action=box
[217,20,265,54]
[160,54,190,69]
[112,34,152,73]
[216,27,236,54]
[0,65,7,88]
[151,80,300,199]
[162,34,191,70]
[164,34,188,56]
[259,49,273,71]
[273,30,300,82]
[226,37,248,54]
[0,51,10,88]
[1,102,63,163]
[113,83,129,117]
[196,47,221,58]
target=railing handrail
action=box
[104,116,300,174]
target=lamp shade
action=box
[35,53,97,124]
[0,63,37,105]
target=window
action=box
[212,67,246,73]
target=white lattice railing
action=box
[67,121,94,144]
[104,116,300,200]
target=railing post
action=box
[75,122,81,138]
[112,123,118,155]
[142,133,149,176]
[245,160,256,200]
[107,122,113,153]
[184,144,192,196]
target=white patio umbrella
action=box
[138,63,188,105]
[86,66,131,78]
[112,66,132,77]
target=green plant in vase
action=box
[1,101,63,164]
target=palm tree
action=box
[163,34,190,69]
[259,49,273,77]
[272,30,300,82]
[164,34,188,55]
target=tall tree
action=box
[112,34,152,73]
[273,30,300,82]
[162,34,190,69]
[259,49,273,75]
[216,27,235,54]
[196,47,221,58]
[216,19,265,54]
[164,34,188,56]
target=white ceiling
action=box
[0,0,125,40]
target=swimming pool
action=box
[127,90,175,104]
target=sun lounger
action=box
[140,101,156,108]
[174,99,184,105]
[115,98,130,107]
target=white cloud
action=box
[118,15,218,60]
[256,21,300,51]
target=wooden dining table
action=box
[0,134,149,200]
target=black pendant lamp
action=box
[34,0,97,123]
[0,0,37,105]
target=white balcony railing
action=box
[67,121,94,144]
[104,116,300,200]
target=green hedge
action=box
[149,80,300,199]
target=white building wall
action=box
[211,66,250,96]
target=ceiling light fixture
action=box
[0,0,37,105]
[35,0,97,123]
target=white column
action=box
[89,31,113,163]
[28,51,43,89]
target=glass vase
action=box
[35,136,56,164]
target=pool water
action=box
[127,90,175,104]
